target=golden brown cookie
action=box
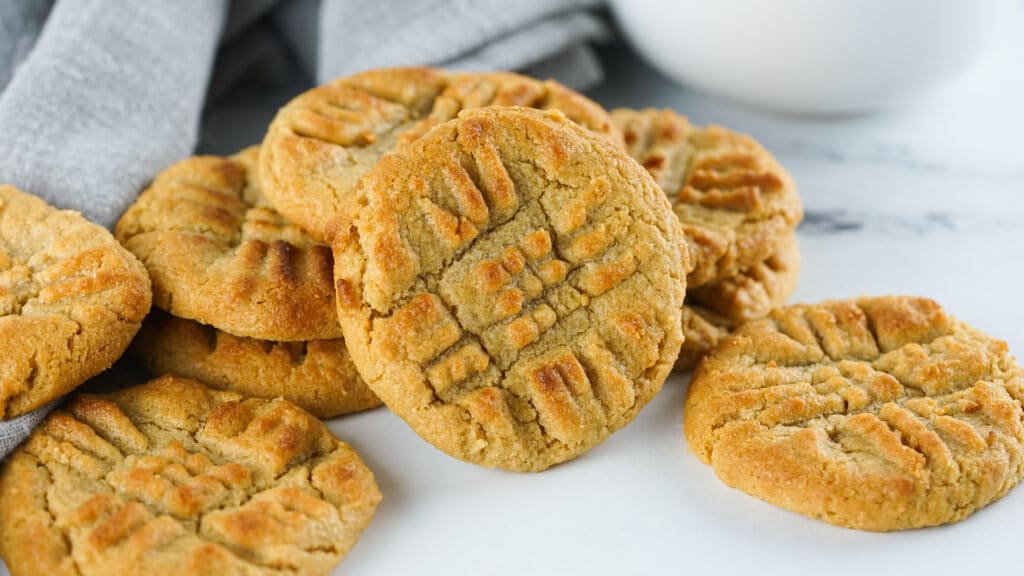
[115,147,341,342]
[0,186,151,419]
[0,375,381,575]
[613,107,803,287]
[684,295,1024,531]
[261,67,622,242]
[676,233,800,370]
[333,107,688,471]
[131,310,380,419]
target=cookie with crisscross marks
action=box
[333,107,688,471]
[115,147,340,341]
[684,295,1024,530]
[0,186,151,419]
[613,107,803,288]
[0,376,381,575]
[260,67,622,242]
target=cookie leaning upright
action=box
[333,107,688,471]
[260,67,622,242]
[684,295,1024,530]
[0,376,380,575]
[116,146,340,341]
[0,186,151,419]
[613,107,803,287]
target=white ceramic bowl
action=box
[610,0,1012,115]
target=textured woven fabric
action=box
[0,401,55,460]
[316,0,608,86]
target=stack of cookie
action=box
[0,69,695,574]
[115,147,380,419]
[613,108,804,370]
[0,151,387,574]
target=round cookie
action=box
[116,146,341,342]
[676,233,800,371]
[0,375,381,575]
[261,67,622,242]
[0,186,151,419]
[131,310,381,418]
[613,107,803,287]
[333,107,688,471]
[684,295,1024,531]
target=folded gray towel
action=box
[0,0,228,229]
[0,0,611,461]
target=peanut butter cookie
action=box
[0,186,151,419]
[676,233,800,370]
[684,295,1024,530]
[0,376,381,575]
[116,147,340,342]
[333,107,688,471]
[131,310,380,419]
[613,107,803,287]
[261,67,622,242]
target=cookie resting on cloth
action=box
[0,185,151,419]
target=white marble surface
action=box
[3,7,1022,576]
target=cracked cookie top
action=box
[115,147,341,341]
[260,67,622,242]
[332,107,688,471]
[613,107,803,288]
[131,310,381,419]
[676,233,800,371]
[684,295,1024,530]
[0,186,151,419]
[0,376,381,575]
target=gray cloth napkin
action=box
[0,0,611,461]
[0,401,56,460]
